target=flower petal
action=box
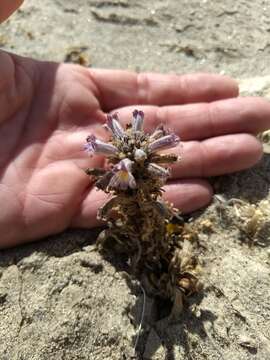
[107,113,125,139]
[132,109,144,132]
[148,134,180,153]
[84,135,118,156]
[109,170,136,190]
[84,141,95,154]
[114,158,134,173]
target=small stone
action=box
[64,46,90,66]
[238,334,257,351]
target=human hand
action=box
[1,50,270,248]
[0,0,24,23]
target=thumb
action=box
[0,0,24,23]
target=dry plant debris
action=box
[229,199,270,245]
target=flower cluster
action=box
[84,110,180,192]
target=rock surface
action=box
[0,1,270,359]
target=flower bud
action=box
[148,134,180,153]
[132,109,144,132]
[84,135,118,156]
[134,148,147,162]
[107,113,125,139]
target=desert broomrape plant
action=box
[84,110,201,314]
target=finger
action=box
[0,0,23,23]
[171,133,263,178]
[71,179,213,228]
[114,97,270,140]
[71,188,106,228]
[163,179,213,213]
[89,70,238,111]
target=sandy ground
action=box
[0,1,270,359]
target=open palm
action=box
[1,51,270,248]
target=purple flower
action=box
[109,158,136,190]
[148,134,180,153]
[147,163,170,178]
[107,113,125,139]
[84,135,118,156]
[132,110,144,132]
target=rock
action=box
[238,334,258,352]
